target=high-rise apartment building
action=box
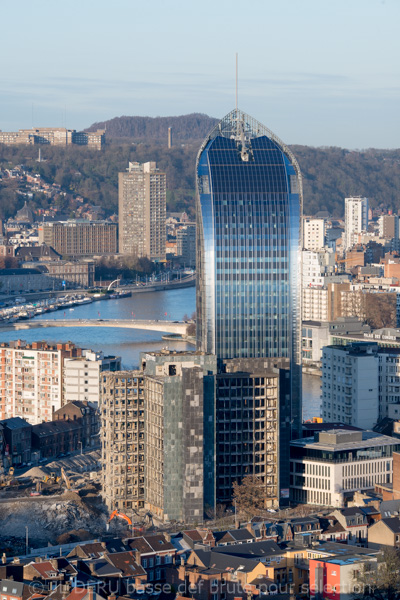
[118,162,166,261]
[176,224,196,267]
[0,341,82,425]
[303,218,325,250]
[344,197,368,251]
[101,370,146,511]
[321,343,379,429]
[100,352,217,522]
[141,351,217,523]
[216,357,290,507]
[379,215,399,240]
[38,220,118,257]
[196,109,302,506]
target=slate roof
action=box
[105,551,146,577]
[0,417,32,430]
[15,245,61,260]
[214,529,255,545]
[212,540,282,559]
[380,517,400,533]
[144,534,175,552]
[67,542,106,559]
[0,581,25,598]
[128,538,154,555]
[192,549,261,574]
[86,558,121,577]
[380,500,400,518]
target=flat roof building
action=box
[290,429,400,507]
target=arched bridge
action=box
[0,319,190,336]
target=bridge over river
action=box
[0,319,189,336]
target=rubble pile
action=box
[0,491,107,545]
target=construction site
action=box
[0,450,139,555]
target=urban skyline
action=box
[1,0,399,148]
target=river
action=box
[0,286,321,421]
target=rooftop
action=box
[291,429,400,452]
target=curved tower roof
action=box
[197,108,303,202]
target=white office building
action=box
[344,197,368,251]
[290,429,400,507]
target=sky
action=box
[1,0,399,149]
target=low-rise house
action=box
[213,529,255,546]
[329,508,369,545]
[53,401,100,449]
[67,542,107,560]
[319,518,349,543]
[127,534,176,582]
[23,560,67,588]
[0,581,27,600]
[167,548,273,600]
[211,540,288,588]
[32,419,83,460]
[1,417,32,466]
[246,520,280,542]
[368,517,400,547]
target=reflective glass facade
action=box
[196,110,302,433]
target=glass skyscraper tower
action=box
[196,109,303,435]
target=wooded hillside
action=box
[0,114,399,220]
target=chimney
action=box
[2,553,6,564]
[88,588,94,600]
[134,551,141,565]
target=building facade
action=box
[290,430,400,507]
[216,357,291,507]
[321,343,379,429]
[141,351,217,523]
[101,370,146,512]
[0,127,105,149]
[176,224,196,267]
[196,108,303,434]
[118,162,166,261]
[0,341,82,425]
[64,350,121,405]
[38,220,117,257]
[303,217,325,250]
[344,197,368,251]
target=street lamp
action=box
[25,526,29,555]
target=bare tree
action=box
[353,547,400,600]
[232,475,265,519]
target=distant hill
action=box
[1,129,399,221]
[86,113,219,143]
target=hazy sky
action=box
[1,0,399,148]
